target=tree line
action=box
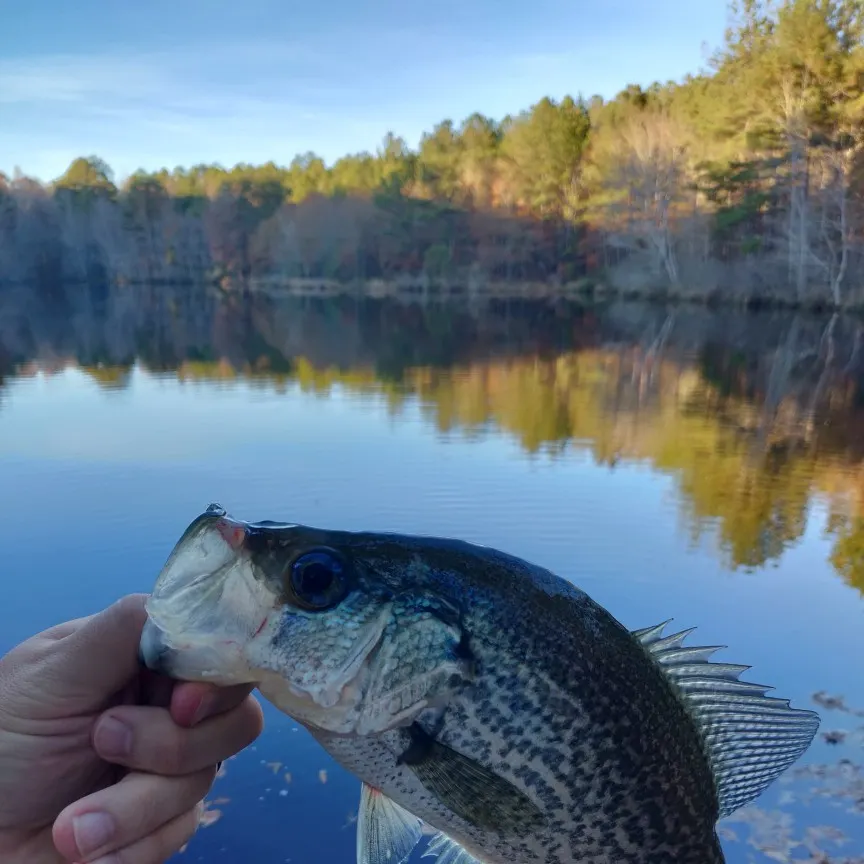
[3,0,864,307]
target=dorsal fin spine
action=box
[632,620,820,818]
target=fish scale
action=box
[352,545,721,862]
[139,505,820,864]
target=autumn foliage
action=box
[4,0,864,307]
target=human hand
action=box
[0,593,264,864]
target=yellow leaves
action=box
[242,344,864,584]
[830,516,864,593]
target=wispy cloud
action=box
[0,43,394,178]
[0,42,329,106]
[0,0,729,182]
[0,39,573,180]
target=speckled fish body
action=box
[139,505,820,864]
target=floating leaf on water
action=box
[266,761,283,774]
[318,769,328,784]
[177,800,227,855]
[200,808,223,827]
[724,806,799,861]
[813,692,864,717]
[717,825,738,842]
[718,696,864,861]
[197,799,224,829]
[284,772,292,784]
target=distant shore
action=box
[4,272,860,316]
[232,276,861,316]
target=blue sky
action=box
[1,0,730,184]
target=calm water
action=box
[2,283,864,863]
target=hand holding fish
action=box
[0,593,264,864]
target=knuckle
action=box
[107,842,133,864]
[152,727,188,774]
[165,809,201,859]
[129,784,163,830]
[115,800,200,864]
[113,594,148,628]
[186,767,217,805]
[235,696,265,742]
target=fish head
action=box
[140,504,474,735]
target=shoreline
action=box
[3,273,862,316]
[224,276,864,316]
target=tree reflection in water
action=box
[3,283,864,860]
[4,284,864,592]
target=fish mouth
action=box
[149,507,247,603]
[213,514,248,551]
[147,505,247,618]
[138,506,265,685]
[138,615,258,685]
[138,616,168,670]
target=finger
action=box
[0,595,150,722]
[43,595,149,708]
[93,696,263,775]
[77,806,201,864]
[169,681,258,727]
[2,614,96,666]
[52,768,214,863]
[139,670,176,710]
[39,614,95,641]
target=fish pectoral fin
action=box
[357,782,423,864]
[397,723,544,836]
[422,830,486,864]
[633,620,821,819]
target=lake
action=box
[1,282,863,863]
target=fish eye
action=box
[286,548,350,612]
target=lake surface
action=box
[2,282,863,863]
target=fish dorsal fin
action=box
[632,621,820,819]
[357,782,423,864]
[422,830,486,864]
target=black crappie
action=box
[139,504,820,864]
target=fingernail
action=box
[192,693,216,726]
[72,811,114,857]
[93,715,132,758]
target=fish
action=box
[138,503,820,864]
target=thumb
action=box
[58,594,149,698]
[7,595,149,718]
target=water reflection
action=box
[4,283,864,862]
[3,283,864,592]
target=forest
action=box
[3,0,864,308]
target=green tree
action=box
[55,156,117,198]
[500,96,591,218]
